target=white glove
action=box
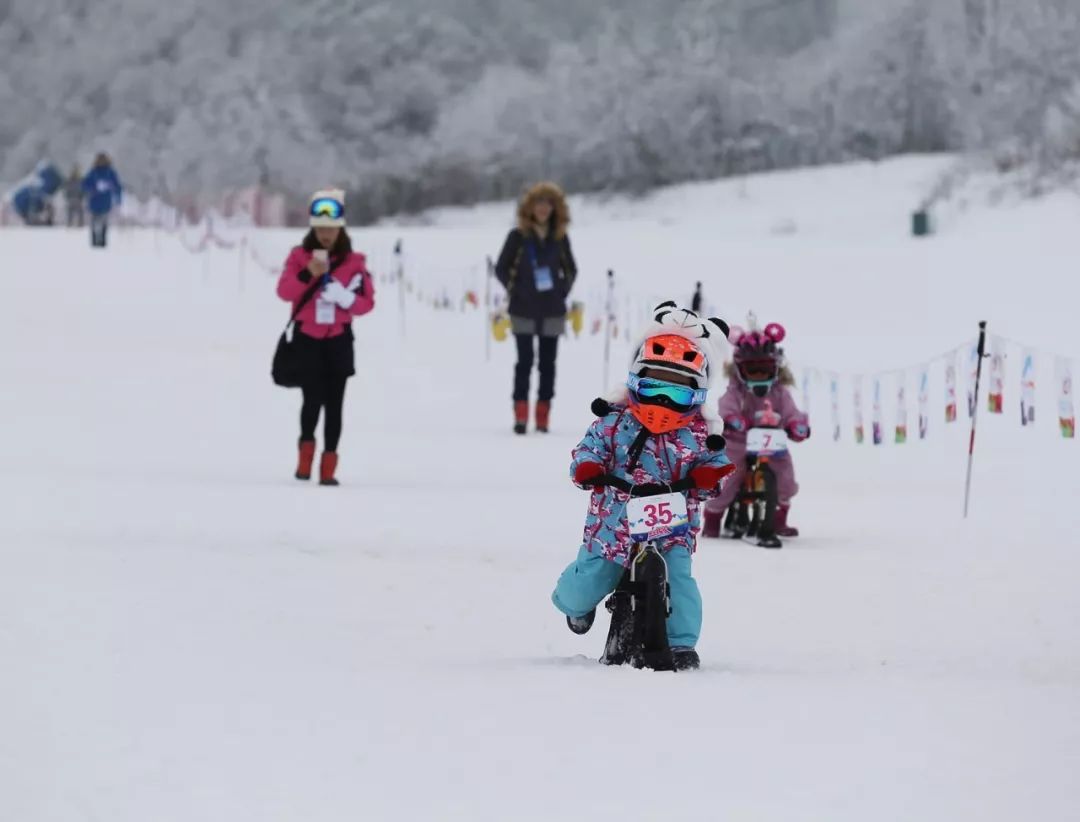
[321,279,356,309]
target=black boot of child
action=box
[672,647,700,671]
[566,608,596,635]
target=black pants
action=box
[91,214,108,247]
[295,328,355,452]
[300,375,348,452]
[514,334,559,402]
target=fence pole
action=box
[603,269,615,388]
[395,239,405,338]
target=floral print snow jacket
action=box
[571,405,732,567]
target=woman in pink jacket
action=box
[276,189,375,485]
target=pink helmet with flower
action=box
[727,316,786,397]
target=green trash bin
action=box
[912,210,931,237]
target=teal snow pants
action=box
[551,544,703,648]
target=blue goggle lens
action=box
[310,198,344,219]
[627,375,707,407]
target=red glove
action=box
[574,462,605,486]
[690,463,737,490]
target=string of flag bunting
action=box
[792,332,1075,444]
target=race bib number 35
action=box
[626,492,690,543]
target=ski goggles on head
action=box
[309,197,345,220]
[627,374,707,408]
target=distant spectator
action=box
[494,182,577,435]
[65,166,85,227]
[691,281,703,313]
[12,185,49,226]
[11,161,62,226]
[81,153,122,248]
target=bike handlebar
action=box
[585,474,696,496]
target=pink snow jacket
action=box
[276,247,375,339]
[717,377,808,446]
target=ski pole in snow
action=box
[603,270,615,388]
[963,321,989,518]
[485,255,493,362]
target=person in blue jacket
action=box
[12,185,47,225]
[81,153,122,247]
[10,161,62,226]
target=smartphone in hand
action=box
[313,249,330,284]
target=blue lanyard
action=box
[527,238,549,269]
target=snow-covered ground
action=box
[2,158,1078,821]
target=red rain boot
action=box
[775,504,799,538]
[319,452,340,486]
[701,507,722,539]
[295,440,316,480]
[535,401,551,433]
[513,401,529,435]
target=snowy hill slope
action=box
[1,159,1078,821]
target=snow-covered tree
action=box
[0,0,1076,217]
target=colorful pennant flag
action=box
[1020,350,1036,426]
[1057,357,1075,439]
[854,376,865,444]
[895,375,908,443]
[987,336,1005,413]
[829,373,841,442]
[945,350,958,422]
[872,377,883,445]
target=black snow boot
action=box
[671,647,700,671]
[567,608,596,635]
[756,531,783,549]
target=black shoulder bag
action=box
[271,277,323,388]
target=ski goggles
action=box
[627,375,707,408]
[737,358,778,383]
[309,197,345,220]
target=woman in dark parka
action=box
[494,182,577,434]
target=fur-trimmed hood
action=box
[516,181,570,240]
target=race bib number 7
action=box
[746,427,789,456]
[626,492,690,543]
